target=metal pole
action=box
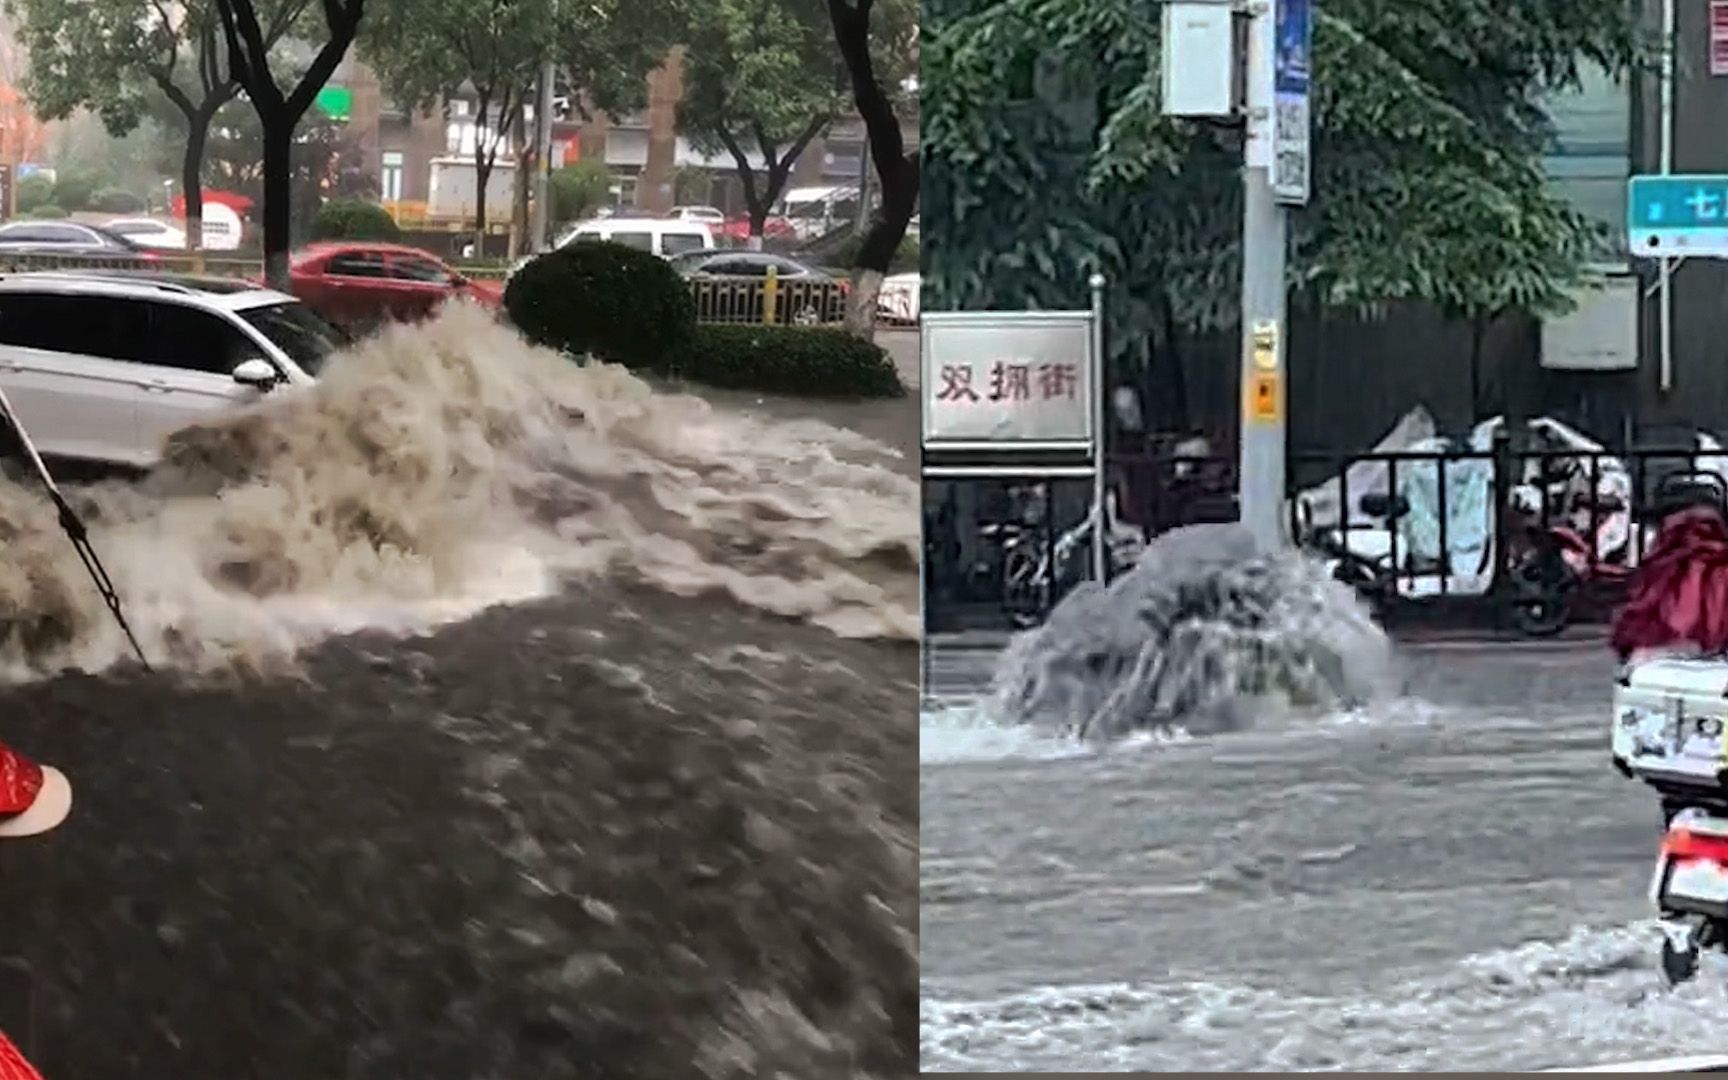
[855,140,873,234]
[530,58,557,252]
[1237,0,1288,548]
[1658,0,1676,393]
[1089,273,1109,581]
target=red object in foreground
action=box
[1612,506,1728,658]
[0,1031,44,1080]
[0,739,43,817]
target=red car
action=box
[287,242,502,330]
[717,215,796,244]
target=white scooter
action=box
[1610,477,1728,984]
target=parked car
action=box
[716,215,796,244]
[103,217,190,250]
[0,221,157,259]
[668,250,834,281]
[558,217,714,258]
[287,242,502,331]
[672,251,848,325]
[669,205,726,226]
[0,271,344,471]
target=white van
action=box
[560,217,714,259]
[778,186,861,240]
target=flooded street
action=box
[0,312,918,1079]
[921,639,1725,1072]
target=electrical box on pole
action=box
[1161,0,1245,118]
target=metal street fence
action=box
[0,252,845,327]
[685,269,848,326]
[922,433,1728,634]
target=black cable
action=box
[0,384,150,671]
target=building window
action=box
[1542,64,1631,264]
[450,99,470,118]
[381,151,404,201]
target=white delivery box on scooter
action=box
[1613,657,1728,793]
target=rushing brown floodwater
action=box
[0,305,918,1079]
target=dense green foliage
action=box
[817,230,919,275]
[25,204,67,219]
[923,0,1649,370]
[15,175,53,213]
[504,241,696,370]
[684,324,905,398]
[314,200,402,241]
[91,187,147,214]
[679,0,849,234]
[49,171,101,212]
[550,160,613,227]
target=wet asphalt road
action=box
[918,636,1726,1072]
[0,563,918,1078]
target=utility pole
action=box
[1236,0,1309,548]
[1162,0,1309,548]
[530,57,556,252]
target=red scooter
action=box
[1502,480,1636,637]
[0,739,70,1080]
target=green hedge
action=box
[314,199,401,241]
[504,241,694,370]
[676,324,904,399]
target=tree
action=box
[923,0,1646,424]
[215,0,365,287]
[551,159,612,228]
[194,86,372,241]
[824,0,917,335]
[12,0,305,251]
[680,0,847,249]
[360,0,676,255]
[360,0,549,256]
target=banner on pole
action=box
[1272,0,1313,205]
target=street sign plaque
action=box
[1627,175,1728,256]
[921,313,1095,448]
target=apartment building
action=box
[332,49,910,227]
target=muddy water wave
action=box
[0,303,917,680]
[987,523,1396,740]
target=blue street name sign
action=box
[1628,174,1728,256]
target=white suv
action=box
[0,271,345,471]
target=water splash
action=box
[988,523,1396,740]
[0,303,918,682]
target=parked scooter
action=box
[1499,476,1631,635]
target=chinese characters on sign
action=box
[922,317,1095,446]
[933,360,1081,405]
[1627,175,1728,257]
[1713,0,1728,77]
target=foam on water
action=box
[0,303,918,682]
[921,922,1728,1072]
[966,523,1396,743]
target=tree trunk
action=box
[261,114,293,290]
[826,0,918,339]
[841,157,917,337]
[509,106,529,262]
[473,151,492,260]
[181,111,214,254]
[1469,313,1486,423]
